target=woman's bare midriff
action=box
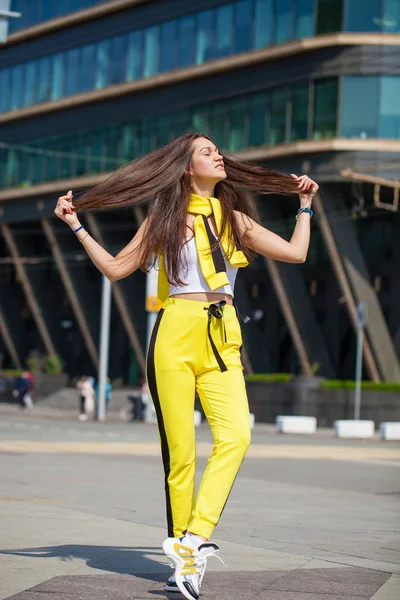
[170,292,233,305]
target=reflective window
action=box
[248,93,269,146]
[9,0,110,33]
[254,0,273,48]
[215,4,234,58]
[345,0,382,32]
[125,31,143,82]
[160,21,177,73]
[234,0,253,53]
[95,40,111,89]
[313,79,338,139]
[110,35,127,86]
[380,76,400,137]
[178,16,196,68]
[383,0,400,32]
[269,88,288,144]
[51,53,65,100]
[143,26,160,77]
[295,0,315,38]
[196,10,214,64]
[274,0,294,44]
[316,0,343,33]
[290,84,309,139]
[340,76,379,137]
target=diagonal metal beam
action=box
[0,306,21,369]
[41,217,99,370]
[0,223,57,358]
[251,200,313,376]
[313,192,381,382]
[85,213,146,374]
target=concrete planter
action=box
[246,379,400,427]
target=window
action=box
[196,10,214,64]
[383,0,400,32]
[344,0,382,32]
[178,16,196,68]
[313,79,338,139]
[215,4,233,58]
[249,93,269,146]
[51,53,65,100]
[269,88,288,144]
[160,21,177,73]
[226,97,248,151]
[290,84,309,140]
[37,56,51,103]
[274,0,294,43]
[66,49,80,96]
[143,26,160,77]
[380,76,400,138]
[316,0,343,33]
[254,0,273,48]
[95,40,111,89]
[80,45,95,92]
[340,76,379,138]
[110,35,127,85]
[295,0,315,38]
[125,31,143,81]
[209,102,227,148]
[192,104,210,133]
[234,0,253,53]
[10,64,24,110]
[23,62,36,107]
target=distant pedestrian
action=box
[94,377,112,416]
[15,371,34,409]
[76,375,95,421]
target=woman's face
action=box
[189,137,227,185]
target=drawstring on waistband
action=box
[204,301,228,372]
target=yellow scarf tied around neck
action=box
[157,193,248,302]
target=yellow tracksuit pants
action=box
[146,297,251,540]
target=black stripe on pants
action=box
[146,308,174,538]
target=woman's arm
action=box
[237,174,318,264]
[54,191,147,281]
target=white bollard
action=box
[334,419,374,439]
[194,410,202,427]
[276,415,317,434]
[380,422,400,441]
[250,413,255,430]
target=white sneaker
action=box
[162,537,223,600]
[164,573,179,592]
[78,414,88,421]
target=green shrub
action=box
[245,373,293,383]
[43,355,64,375]
[321,380,400,392]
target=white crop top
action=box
[169,237,238,297]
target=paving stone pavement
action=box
[0,411,399,599]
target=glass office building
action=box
[0,0,399,383]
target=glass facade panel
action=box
[95,40,111,89]
[125,31,143,81]
[23,62,36,106]
[313,79,338,139]
[9,0,109,32]
[290,84,309,140]
[234,0,253,53]
[380,76,400,137]
[383,0,400,32]
[295,0,315,38]
[344,0,382,32]
[215,4,234,58]
[178,16,196,68]
[254,0,273,48]
[340,76,379,137]
[316,0,343,33]
[269,88,288,144]
[10,64,24,110]
[110,35,127,86]
[274,0,294,43]
[248,93,269,146]
[37,56,51,103]
[196,10,214,64]
[51,53,65,100]
[226,97,248,151]
[66,48,80,96]
[143,26,160,77]
[160,21,177,73]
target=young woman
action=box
[54,132,318,600]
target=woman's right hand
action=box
[54,190,79,228]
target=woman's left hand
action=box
[291,174,319,207]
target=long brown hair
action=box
[74,132,299,286]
